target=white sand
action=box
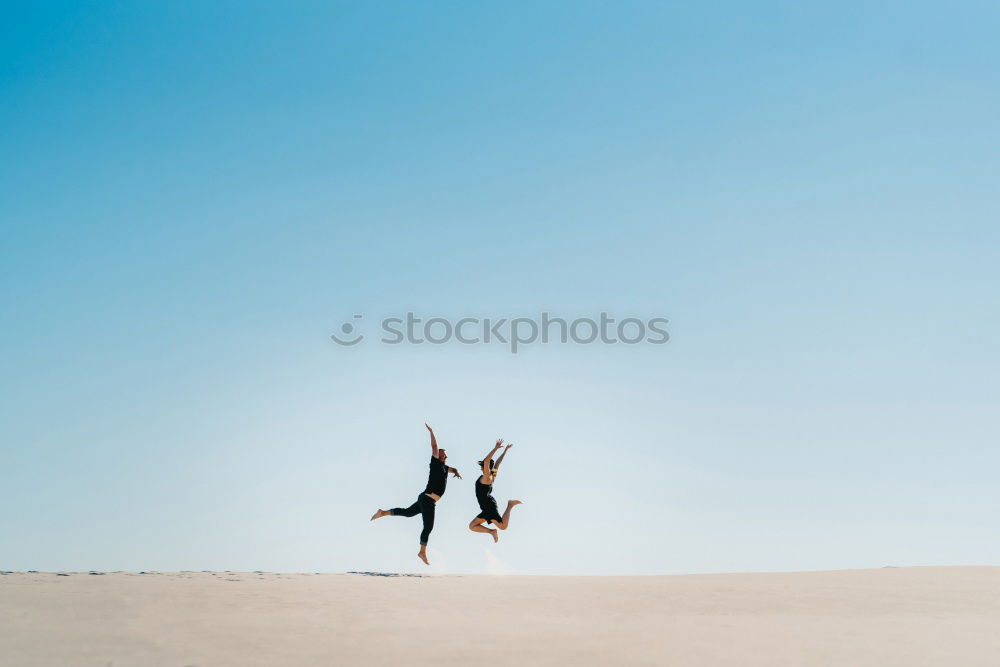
[1,567,998,666]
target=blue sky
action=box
[1,2,998,574]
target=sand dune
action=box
[1,567,998,666]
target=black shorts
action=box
[476,498,502,524]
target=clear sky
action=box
[2,2,998,575]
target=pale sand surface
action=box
[1,567,998,666]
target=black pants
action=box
[390,494,436,546]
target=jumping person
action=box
[469,439,522,543]
[370,424,461,565]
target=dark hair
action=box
[477,459,497,472]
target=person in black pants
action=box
[371,424,461,565]
[468,439,522,543]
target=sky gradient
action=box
[2,2,998,575]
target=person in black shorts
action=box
[468,439,522,543]
[370,424,462,565]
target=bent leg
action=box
[469,517,498,543]
[389,498,422,518]
[495,499,522,530]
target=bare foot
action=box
[507,500,523,507]
[371,509,387,521]
[490,528,499,543]
[417,551,429,566]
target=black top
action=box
[424,456,448,497]
[475,476,494,509]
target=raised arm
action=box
[481,439,503,478]
[494,443,513,472]
[425,423,438,457]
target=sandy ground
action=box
[1,567,998,666]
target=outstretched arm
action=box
[483,439,503,461]
[425,423,438,457]
[447,466,462,480]
[482,439,503,473]
[494,443,513,472]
